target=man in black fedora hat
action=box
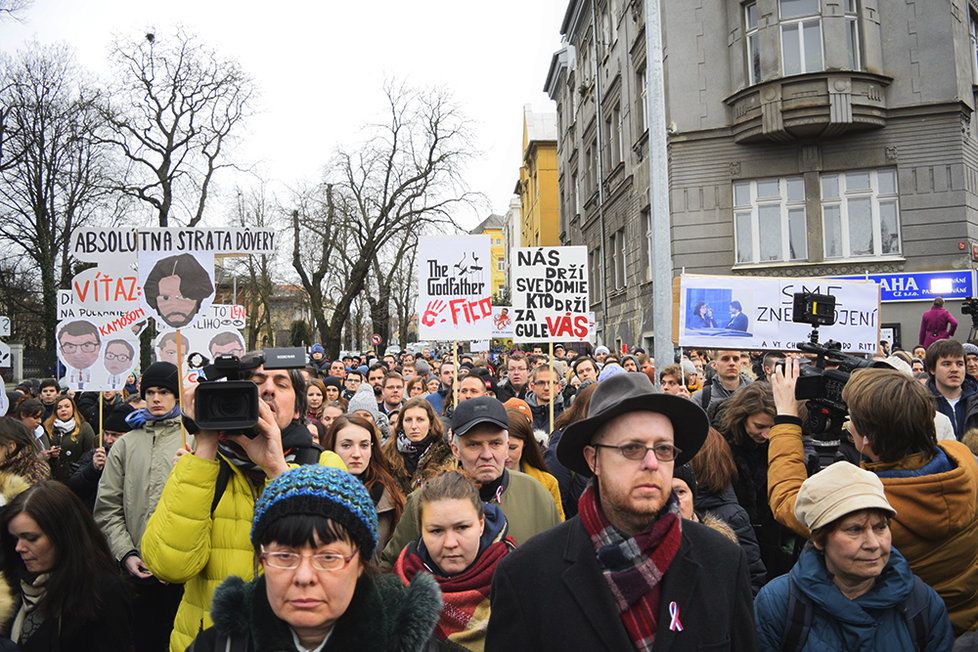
[486,372,756,651]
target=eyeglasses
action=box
[104,352,132,362]
[60,342,99,353]
[259,547,356,572]
[533,380,553,386]
[591,442,682,462]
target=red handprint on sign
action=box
[421,300,448,327]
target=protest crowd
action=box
[0,319,977,652]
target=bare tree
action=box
[389,236,419,349]
[292,82,477,358]
[0,44,113,352]
[0,0,32,18]
[228,183,278,349]
[102,29,253,226]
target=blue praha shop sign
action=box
[833,270,975,303]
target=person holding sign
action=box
[94,362,186,652]
[139,353,339,652]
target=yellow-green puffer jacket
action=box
[141,450,346,652]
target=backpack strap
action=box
[902,575,931,651]
[780,579,813,652]
[211,457,232,518]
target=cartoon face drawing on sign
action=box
[155,331,189,365]
[58,320,102,371]
[208,331,245,361]
[103,339,136,376]
[143,253,214,328]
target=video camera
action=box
[962,297,978,319]
[790,292,888,439]
[195,347,306,437]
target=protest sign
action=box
[0,343,9,369]
[138,249,216,330]
[192,304,247,331]
[154,327,246,385]
[511,247,590,343]
[678,274,880,353]
[71,227,138,266]
[0,317,9,338]
[136,227,276,256]
[56,319,110,390]
[416,235,493,341]
[491,306,514,338]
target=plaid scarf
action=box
[394,536,515,648]
[578,482,682,652]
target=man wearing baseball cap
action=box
[380,396,561,569]
[486,373,756,651]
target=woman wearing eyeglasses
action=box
[186,465,442,652]
[41,395,95,482]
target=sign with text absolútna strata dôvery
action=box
[833,270,975,303]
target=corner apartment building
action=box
[516,105,562,247]
[469,214,508,297]
[546,0,978,351]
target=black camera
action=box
[194,347,306,437]
[962,297,978,317]
[790,292,887,439]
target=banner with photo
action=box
[511,246,590,343]
[415,235,493,341]
[678,274,880,353]
[491,306,514,338]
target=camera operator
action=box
[139,352,343,652]
[768,359,978,643]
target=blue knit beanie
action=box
[251,466,379,558]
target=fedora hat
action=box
[556,372,709,476]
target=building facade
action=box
[547,0,978,352]
[469,214,508,297]
[516,105,562,248]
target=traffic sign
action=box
[370,333,383,346]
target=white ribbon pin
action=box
[668,601,683,632]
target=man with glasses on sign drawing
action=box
[58,320,102,389]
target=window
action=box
[821,169,900,259]
[635,66,648,134]
[745,2,761,85]
[572,171,580,215]
[584,147,594,195]
[780,0,823,76]
[601,2,613,54]
[733,176,808,264]
[845,0,860,70]
[643,209,653,282]
[497,260,505,272]
[589,245,603,302]
[605,103,622,171]
[610,228,626,289]
[971,13,978,84]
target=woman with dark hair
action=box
[405,377,426,399]
[382,397,455,495]
[720,382,804,580]
[41,395,95,482]
[1,480,132,650]
[186,466,441,651]
[305,379,328,425]
[544,382,598,518]
[505,409,564,521]
[321,377,343,403]
[321,415,405,552]
[689,302,717,329]
[0,419,50,486]
[394,471,515,651]
[690,426,766,593]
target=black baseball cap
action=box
[451,396,509,436]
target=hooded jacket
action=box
[768,419,978,635]
[755,546,952,651]
[525,391,564,433]
[140,430,344,652]
[186,573,442,652]
[94,416,186,561]
[696,483,767,594]
[928,376,978,440]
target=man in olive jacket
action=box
[380,396,560,569]
[486,373,757,651]
[94,362,189,652]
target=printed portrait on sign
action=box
[143,253,215,328]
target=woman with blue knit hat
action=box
[187,465,443,651]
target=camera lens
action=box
[213,393,247,419]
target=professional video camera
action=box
[962,296,978,317]
[790,292,888,440]
[195,347,306,437]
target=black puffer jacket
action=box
[187,572,444,652]
[695,483,766,594]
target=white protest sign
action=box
[0,316,9,338]
[0,374,7,415]
[512,247,590,343]
[678,274,881,353]
[56,319,111,390]
[192,304,247,331]
[415,235,493,341]
[0,342,9,369]
[470,340,490,353]
[154,327,246,385]
[71,228,138,267]
[491,306,514,338]
[136,228,276,256]
[137,249,216,330]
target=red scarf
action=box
[578,483,682,652]
[395,537,515,648]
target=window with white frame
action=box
[643,209,652,282]
[636,66,648,134]
[821,169,900,259]
[605,103,622,170]
[572,170,580,215]
[733,176,808,264]
[585,147,594,195]
[780,0,823,76]
[844,0,860,70]
[589,245,603,302]
[497,260,505,272]
[971,13,978,85]
[610,228,626,289]
[745,2,761,85]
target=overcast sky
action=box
[0,0,566,228]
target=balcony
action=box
[724,71,892,144]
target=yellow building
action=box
[469,214,507,297]
[515,105,559,247]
